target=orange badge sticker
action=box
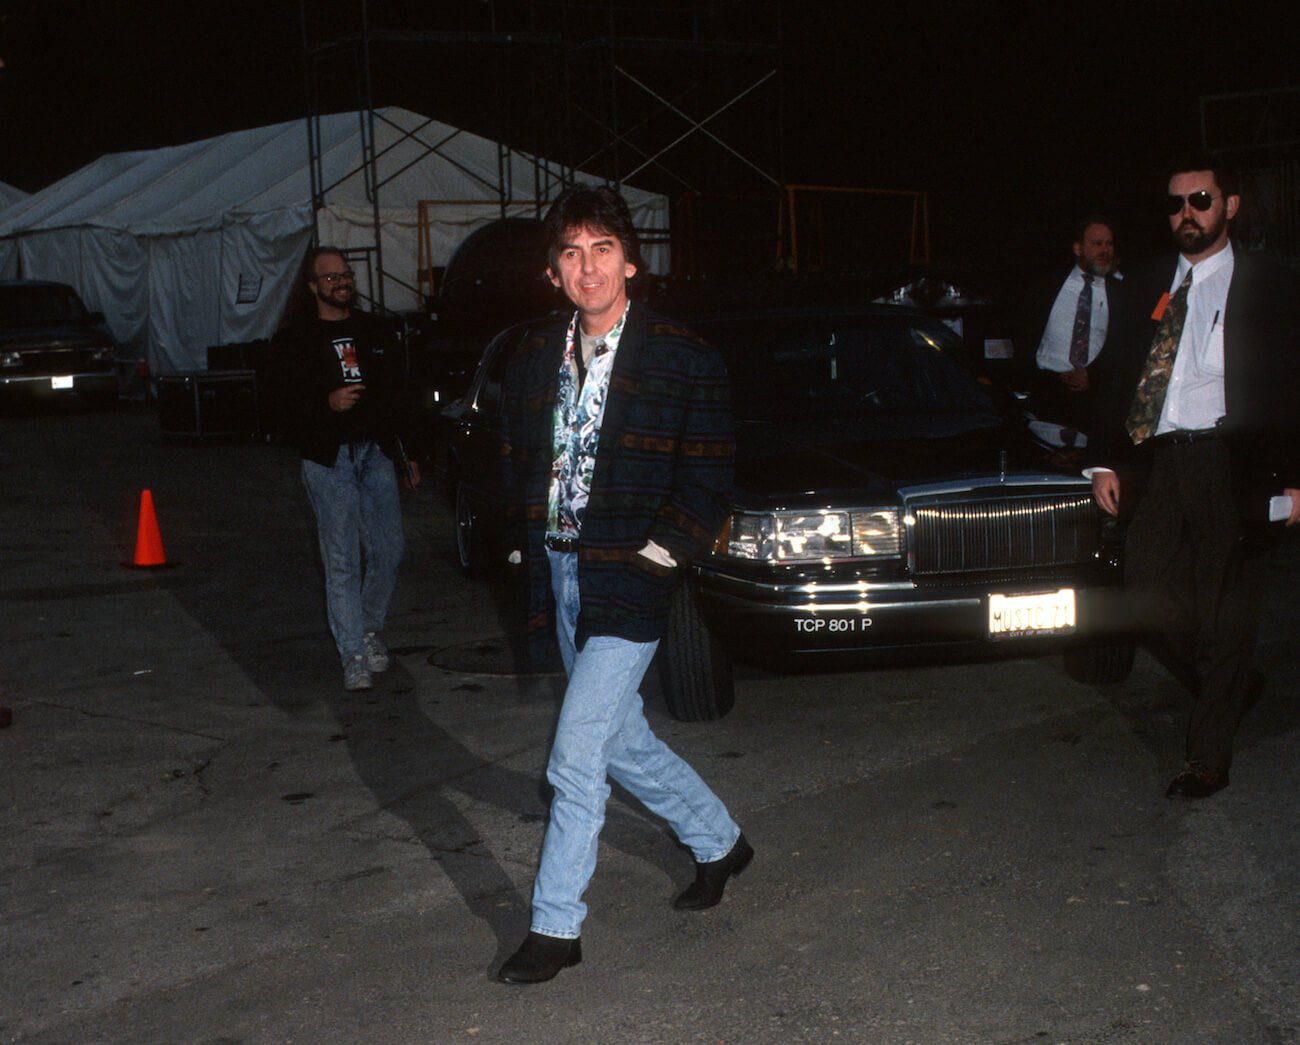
[1151,292,1170,322]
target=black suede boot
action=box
[496,931,583,984]
[674,833,754,910]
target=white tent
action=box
[0,181,32,278]
[0,180,30,209]
[0,109,669,374]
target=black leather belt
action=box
[1151,427,1221,445]
[545,534,579,552]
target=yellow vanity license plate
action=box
[988,588,1076,639]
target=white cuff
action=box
[637,540,677,567]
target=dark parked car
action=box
[0,280,118,408]
[441,306,1134,721]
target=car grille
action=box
[909,491,1099,576]
[9,345,110,376]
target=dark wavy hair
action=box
[543,185,643,274]
[1166,153,1240,199]
[303,245,348,281]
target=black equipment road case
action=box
[157,369,259,441]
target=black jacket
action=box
[1017,265,1128,437]
[1089,246,1300,545]
[501,302,735,656]
[269,311,422,467]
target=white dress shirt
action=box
[1157,243,1233,434]
[1036,266,1110,372]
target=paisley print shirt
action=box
[547,303,630,535]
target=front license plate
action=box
[792,616,870,636]
[51,375,74,389]
[988,588,1076,639]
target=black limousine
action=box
[441,306,1134,721]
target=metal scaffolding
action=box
[1201,86,1300,260]
[297,0,786,313]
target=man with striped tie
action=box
[1026,215,1124,447]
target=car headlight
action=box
[2,351,22,369]
[721,508,902,562]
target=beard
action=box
[1173,210,1227,255]
[315,284,354,310]
[1083,257,1115,277]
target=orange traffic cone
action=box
[128,489,169,568]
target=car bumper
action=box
[695,563,1129,657]
[0,372,117,399]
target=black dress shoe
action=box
[1166,764,1230,800]
[674,833,754,911]
[496,932,582,985]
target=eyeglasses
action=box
[1165,191,1219,215]
[315,270,354,285]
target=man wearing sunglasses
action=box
[1089,157,1300,800]
[1023,214,1125,448]
[270,247,423,691]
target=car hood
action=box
[734,416,1049,506]
[0,323,102,349]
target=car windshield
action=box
[695,312,1004,438]
[0,285,90,327]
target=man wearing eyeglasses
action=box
[271,246,422,692]
[1088,156,1300,799]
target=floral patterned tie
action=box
[1068,273,1093,369]
[1125,269,1193,444]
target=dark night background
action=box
[1,0,1295,292]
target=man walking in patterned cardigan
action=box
[495,186,752,985]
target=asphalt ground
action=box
[2,403,1298,1044]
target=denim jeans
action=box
[301,441,404,663]
[530,548,740,939]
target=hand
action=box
[403,460,422,491]
[328,384,365,412]
[1285,488,1300,527]
[1092,470,1120,517]
[1059,368,1090,392]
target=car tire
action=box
[1063,641,1136,685]
[454,481,482,577]
[657,579,735,722]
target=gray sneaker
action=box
[363,632,390,673]
[343,653,373,691]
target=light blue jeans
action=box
[530,548,740,939]
[301,441,404,664]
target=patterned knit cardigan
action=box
[501,301,735,659]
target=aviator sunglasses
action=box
[1166,190,1220,215]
